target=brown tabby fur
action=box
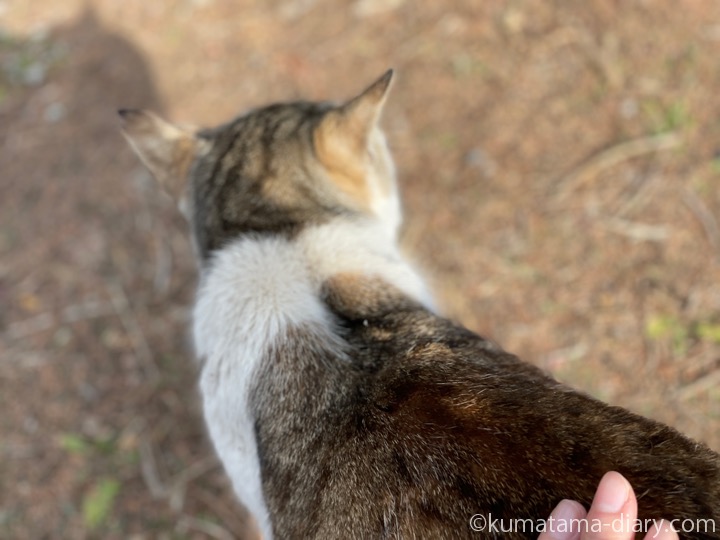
[121,71,720,539]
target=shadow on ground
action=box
[0,7,253,538]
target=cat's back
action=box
[255,285,720,539]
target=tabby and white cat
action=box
[121,71,720,539]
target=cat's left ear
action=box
[313,70,394,207]
[119,109,203,200]
[337,68,393,142]
[319,69,394,151]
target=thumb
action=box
[582,472,637,540]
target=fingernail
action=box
[549,500,584,540]
[553,499,584,522]
[594,471,630,513]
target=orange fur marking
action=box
[313,121,372,210]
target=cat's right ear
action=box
[119,109,204,199]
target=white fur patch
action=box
[193,238,327,540]
[367,129,402,236]
[298,220,433,308]
[192,219,434,539]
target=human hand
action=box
[538,471,678,540]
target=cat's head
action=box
[120,70,399,262]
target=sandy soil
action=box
[1,0,719,537]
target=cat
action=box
[120,70,720,539]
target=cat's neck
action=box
[193,217,433,363]
[298,218,434,312]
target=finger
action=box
[582,471,637,540]
[645,520,679,540]
[538,499,587,540]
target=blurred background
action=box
[1,0,719,537]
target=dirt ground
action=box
[1,0,719,538]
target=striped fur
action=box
[122,71,720,539]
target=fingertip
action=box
[593,471,631,513]
[543,499,586,540]
[584,471,639,539]
[552,499,587,520]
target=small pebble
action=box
[23,62,46,86]
[465,148,497,178]
[620,98,638,119]
[44,102,66,123]
[23,416,39,434]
